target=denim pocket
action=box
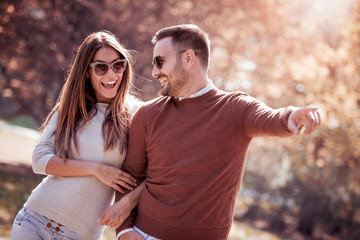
[13,208,29,226]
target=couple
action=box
[12,24,321,240]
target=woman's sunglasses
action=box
[89,59,127,76]
[152,50,186,70]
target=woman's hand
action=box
[90,162,137,192]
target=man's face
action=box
[152,37,189,97]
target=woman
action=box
[11,31,144,240]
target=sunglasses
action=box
[89,59,127,76]
[152,50,186,69]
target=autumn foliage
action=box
[0,0,359,239]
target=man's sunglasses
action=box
[152,50,186,70]
[89,59,127,76]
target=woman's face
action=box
[88,47,126,103]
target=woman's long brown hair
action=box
[40,31,134,158]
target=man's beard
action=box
[160,62,189,97]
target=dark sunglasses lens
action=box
[155,56,162,69]
[113,61,126,73]
[94,64,108,75]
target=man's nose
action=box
[152,65,160,78]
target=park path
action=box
[0,121,39,166]
[0,122,40,240]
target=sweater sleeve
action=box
[32,112,58,175]
[115,190,137,236]
[234,94,297,138]
[116,106,148,234]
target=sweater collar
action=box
[95,102,109,114]
[174,80,214,101]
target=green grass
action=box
[5,116,39,130]
[0,164,44,237]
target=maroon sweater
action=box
[117,88,295,239]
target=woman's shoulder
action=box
[42,106,60,128]
[126,94,144,115]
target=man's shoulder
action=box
[142,96,170,108]
[213,88,250,101]
[134,96,170,117]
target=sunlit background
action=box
[0,0,359,239]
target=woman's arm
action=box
[45,156,137,192]
[32,111,136,192]
[98,181,146,228]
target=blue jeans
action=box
[11,208,87,240]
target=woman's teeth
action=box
[102,81,116,88]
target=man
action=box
[101,24,321,240]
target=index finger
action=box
[120,171,137,183]
[301,106,318,113]
[98,214,107,225]
[112,183,125,193]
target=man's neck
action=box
[180,72,210,97]
[175,78,212,99]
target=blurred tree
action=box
[0,0,359,238]
[0,0,100,121]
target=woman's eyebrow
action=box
[92,58,121,63]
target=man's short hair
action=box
[152,24,210,69]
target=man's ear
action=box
[183,49,196,68]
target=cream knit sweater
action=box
[25,102,136,240]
